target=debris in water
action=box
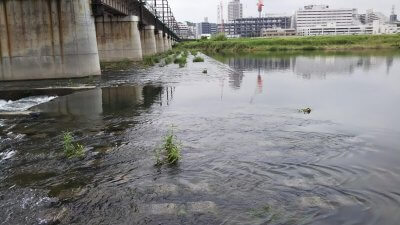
[202,69,208,74]
[299,108,312,114]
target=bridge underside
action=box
[0,0,180,81]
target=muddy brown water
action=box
[1,51,400,225]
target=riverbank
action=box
[100,50,181,71]
[177,34,400,53]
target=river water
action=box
[1,51,400,225]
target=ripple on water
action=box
[0,188,60,225]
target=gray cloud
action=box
[169,0,398,23]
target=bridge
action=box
[0,0,181,81]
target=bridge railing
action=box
[143,0,181,38]
[93,0,181,39]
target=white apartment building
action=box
[177,22,189,39]
[298,22,373,36]
[228,0,243,22]
[295,5,358,29]
[297,21,398,36]
[295,5,398,36]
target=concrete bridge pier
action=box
[140,25,157,56]
[168,37,173,49]
[163,35,170,51]
[0,0,101,81]
[95,16,142,62]
[155,30,165,53]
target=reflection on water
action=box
[221,52,397,88]
[1,52,400,225]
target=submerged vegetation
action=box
[155,128,182,166]
[177,34,400,53]
[63,132,85,159]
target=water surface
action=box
[1,51,400,225]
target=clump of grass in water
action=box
[191,50,198,56]
[174,56,187,68]
[298,107,312,114]
[155,129,181,166]
[193,56,204,62]
[143,56,155,66]
[63,132,85,158]
[100,60,135,71]
[164,56,174,65]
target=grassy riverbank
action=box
[100,50,181,71]
[177,34,400,53]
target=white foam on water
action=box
[0,150,16,162]
[0,96,57,112]
[0,119,4,127]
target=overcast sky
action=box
[168,0,399,23]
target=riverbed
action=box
[1,51,400,225]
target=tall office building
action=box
[295,5,358,29]
[228,0,243,22]
[390,6,398,23]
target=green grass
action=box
[155,129,182,166]
[164,56,174,65]
[177,34,400,53]
[211,33,228,41]
[174,55,187,68]
[193,56,205,62]
[143,56,155,66]
[100,60,136,71]
[191,50,198,56]
[63,132,85,159]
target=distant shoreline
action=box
[177,35,400,53]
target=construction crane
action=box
[217,0,225,33]
[257,0,264,18]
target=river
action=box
[1,51,400,225]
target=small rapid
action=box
[0,96,57,112]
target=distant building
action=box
[196,18,218,38]
[220,16,292,37]
[297,21,398,36]
[295,5,358,29]
[177,22,189,39]
[390,6,398,23]
[186,21,197,39]
[298,22,373,36]
[228,0,243,22]
[177,22,197,39]
[261,28,296,37]
[365,9,388,24]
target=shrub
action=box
[143,56,155,66]
[193,56,205,62]
[63,132,85,158]
[174,56,187,66]
[164,56,173,65]
[155,129,181,166]
[211,33,228,41]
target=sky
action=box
[168,0,399,23]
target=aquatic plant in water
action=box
[155,129,181,166]
[174,56,187,68]
[193,56,205,62]
[298,108,312,114]
[63,132,85,158]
